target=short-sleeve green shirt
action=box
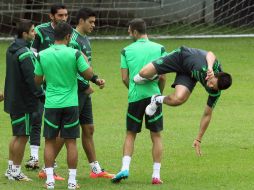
[35,44,89,108]
[121,38,167,103]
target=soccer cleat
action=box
[133,74,148,84]
[4,169,11,178]
[145,95,160,116]
[152,177,163,184]
[53,161,58,168]
[25,156,39,170]
[68,182,80,189]
[111,170,129,183]
[44,181,55,189]
[89,169,115,179]
[12,172,32,181]
[38,170,65,181]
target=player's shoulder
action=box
[147,40,164,48]
[35,22,51,32]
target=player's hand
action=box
[0,92,4,102]
[84,86,94,95]
[205,69,214,80]
[192,139,202,156]
[95,78,105,89]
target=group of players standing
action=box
[0,2,232,190]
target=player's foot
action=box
[44,181,55,189]
[68,182,80,189]
[12,172,32,181]
[111,170,129,183]
[38,170,65,181]
[89,169,115,179]
[25,156,39,170]
[134,74,159,84]
[145,95,160,116]
[152,177,163,185]
[4,169,11,178]
[133,74,148,84]
[53,161,58,168]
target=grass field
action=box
[0,37,253,190]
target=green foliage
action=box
[0,38,253,189]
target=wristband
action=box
[91,75,98,83]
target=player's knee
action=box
[81,124,94,137]
[174,94,188,105]
[139,63,155,78]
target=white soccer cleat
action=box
[145,95,160,116]
[45,181,55,189]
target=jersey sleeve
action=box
[76,51,90,72]
[207,93,220,108]
[34,55,44,76]
[161,46,167,56]
[31,27,42,52]
[69,40,81,51]
[120,49,128,69]
[19,51,44,97]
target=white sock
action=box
[152,162,161,179]
[45,167,54,183]
[12,165,21,176]
[68,169,77,185]
[121,155,131,171]
[89,161,102,174]
[30,145,39,160]
[156,96,165,104]
[8,160,13,170]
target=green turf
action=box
[0,38,253,190]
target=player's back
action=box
[122,38,166,102]
[38,44,81,108]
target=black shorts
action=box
[171,73,197,92]
[152,48,197,92]
[10,113,32,136]
[43,106,80,139]
[78,92,93,125]
[127,97,163,133]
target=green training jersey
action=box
[121,38,167,103]
[32,22,55,52]
[69,29,91,88]
[34,44,90,108]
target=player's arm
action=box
[0,91,4,102]
[120,49,129,89]
[121,68,129,89]
[193,105,213,156]
[158,74,166,93]
[19,53,44,98]
[193,94,220,156]
[205,51,216,80]
[31,30,41,53]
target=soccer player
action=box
[34,22,94,189]
[111,18,166,184]
[4,20,44,181]
[28,3,68,180]
[136,46,232,156]
[0,91,3,102]
[69,7,113,179]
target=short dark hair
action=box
[76,8,96,24]
[216,72,232,90]
[129,18,146,35]
[50,3,67,15]
[16,19,33,38]
[54,22,73,41]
